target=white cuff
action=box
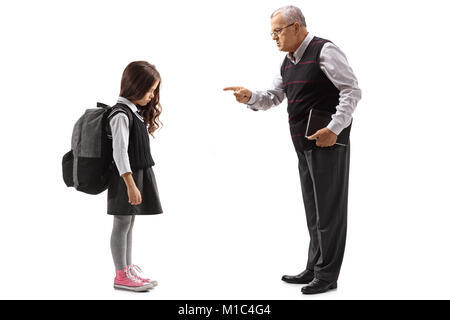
[246,92,257,105]
[327,120,344,136]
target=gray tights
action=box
[110,215,135,270]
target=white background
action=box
[0,0,449,300]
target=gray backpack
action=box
[62,102,132,195]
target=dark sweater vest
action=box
[110,104,155,172]
[281,36,351,151]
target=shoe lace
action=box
[125,266,141,283]
[130,264,143,274]
[129,265,146,280]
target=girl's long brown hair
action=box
[119,61,162,137]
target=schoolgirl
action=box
[107,61,163,292]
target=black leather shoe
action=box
[301,278,337,294]
[281,269,314,284]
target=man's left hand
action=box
[307,128,337,147]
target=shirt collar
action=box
[117,96,138,113]
[287,33,314,64]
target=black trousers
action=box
[296,143,350,283]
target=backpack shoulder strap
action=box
[108,103,134,129]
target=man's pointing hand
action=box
[223,86,252,104]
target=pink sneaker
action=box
[128,265,158,288]
[113,266,153,292]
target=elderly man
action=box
[224,5,361,294]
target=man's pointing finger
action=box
[223,87,242,92]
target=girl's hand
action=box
[121,172,142,205]
[127,186,142,205]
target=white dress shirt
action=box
[247,33,361,135]
[109,97,146,176]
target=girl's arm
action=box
[109,113,142,205]
[109,113,132,175]
[121,172,142,206]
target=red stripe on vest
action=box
[283,60,317,71]
[288,99,307,104]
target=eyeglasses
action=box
[270,23,295,37]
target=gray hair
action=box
[271,5,307,27]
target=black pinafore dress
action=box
[107,104,163,216]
